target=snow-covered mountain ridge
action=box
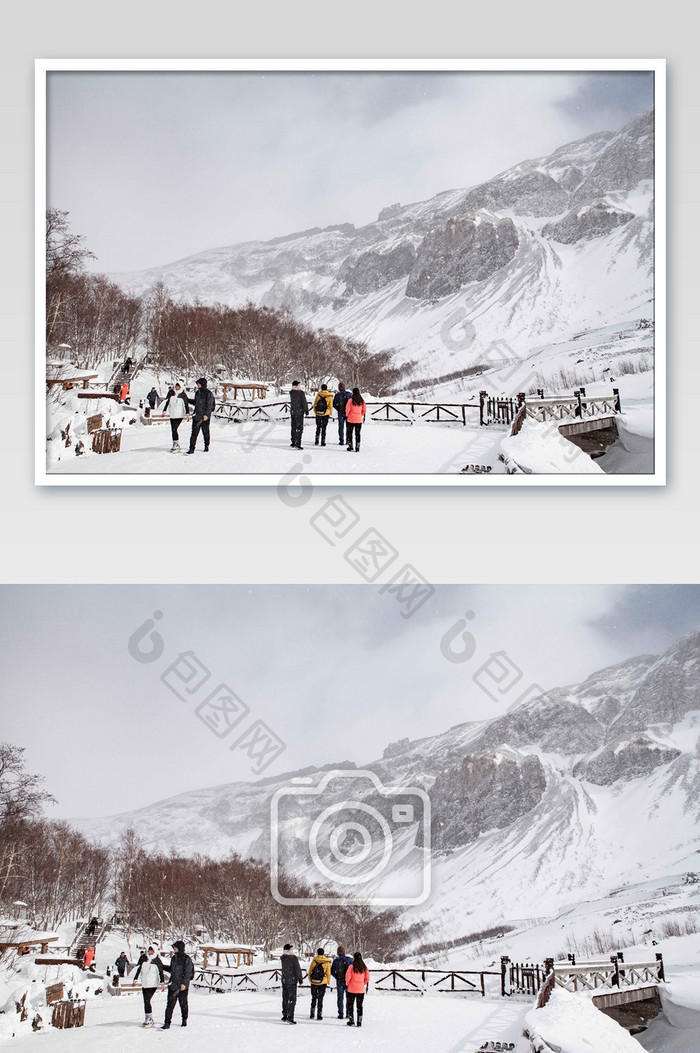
[70,626,699,943]
[113,109,655,390]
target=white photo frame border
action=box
[35,57,666,487]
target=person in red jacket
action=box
[345,951,370,1027]
[119,381,130,403]
[345,388,367,453]
[82,945,95,970]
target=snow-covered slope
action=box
[113,109,655,389]
[70,623,698,943]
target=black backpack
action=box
[336,957,349,984]
[315,393,329,415]
[310,960,325,983]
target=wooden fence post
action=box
[613,387,621,412]
[479,391,488,427]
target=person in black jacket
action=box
[333,384,351,446]
[114,951,130,976]
[289,381,309,450]
[186,378,215,454]
[161,940,195,1029]
[146,387,161,409]
[280,942,304,1024]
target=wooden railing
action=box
[372,967,499,996]
[193,965,498,996]
[522,390,621,424]
[551,953,664,993]
[193,967,281,992]
[214,400,479,426]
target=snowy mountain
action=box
[70,625,699,944]
[113,109,655,391]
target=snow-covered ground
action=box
[3,986,532,1053]
[45,366,654,478]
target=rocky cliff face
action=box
[571,109,654,206]
[452,170,570,219]
[574,737,681,785]
[610,629,700,736]
[338,240,417,296]
[542,202,635,244]
[431,747,547,849]
[468,696,605,755]
[405,214,519,299]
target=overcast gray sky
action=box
[0,584,695,820]
[46,70,654,273]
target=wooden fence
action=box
[193,965,497,996]
[551,953,664,993]
[91,428,122,454]
[214,400,479,426]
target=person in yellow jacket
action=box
[307,947,332,1020]
[311,384,333,447]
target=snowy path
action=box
[47,419,508,477]
[9,990,531,1052]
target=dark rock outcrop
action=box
[431,748,547,849]
[572,108,654,206]
[406,214,518,299]
[455,170,570,219]
[610,630,700,737]
[338,241,417,296]
[542,202,634,244]
[574,737,681,785]
[468,696,605,756]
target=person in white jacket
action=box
[134,947,166,1028]
[162,383,190,452]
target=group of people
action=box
[281,943,370,1027]
[134,377,369,457]
[116,941,196,1029]
[150,378,215,454]
[290,381,367,452]
[109,939,369,1031]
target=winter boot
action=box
[310,1009,315,1019]
[357,1015,362,1028]
[181,1020,187,1026]
[161,1023,170,1030]
[347,1017,355,1026]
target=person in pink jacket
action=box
[345,387,367,453]
[345,951,370,1027]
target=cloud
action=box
[555,71,654,128]
[46,69,654,272]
